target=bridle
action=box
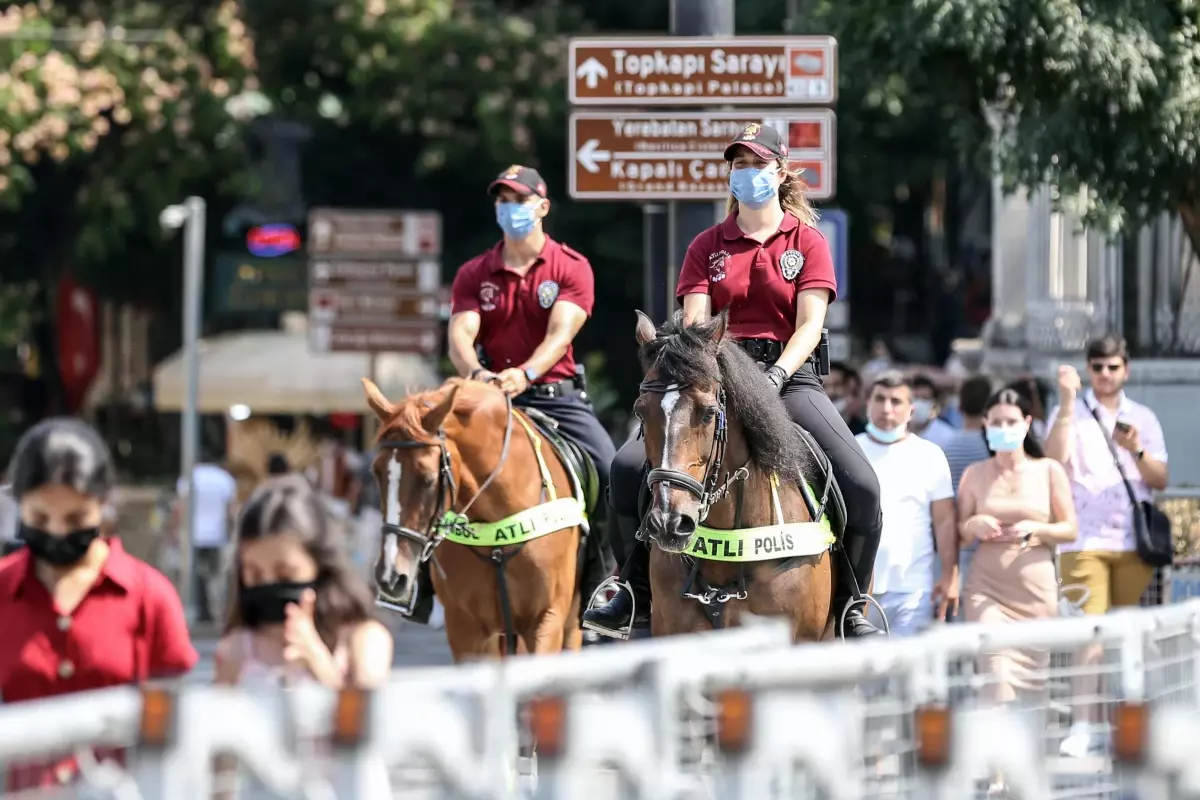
[638,377,748,524]
[376,394,515,566]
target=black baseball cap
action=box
[487,165,548,199]
[723,123,789,161]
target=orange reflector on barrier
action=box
[331,687,371,748]
[715,688,753,754]
[1113,701,1148,764]
[914,703,951,768]
[138,686,175,748]
[528,696,566,757]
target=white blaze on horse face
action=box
[385,454,402,526]
[658,386,681,505]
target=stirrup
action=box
[582,576,636,641]
[837,594,890,640]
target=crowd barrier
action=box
[1,601,1199,799]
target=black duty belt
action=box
[525,379,578,398]
[737,338,820,374]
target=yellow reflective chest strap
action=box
[439,497,586,547]
[689,476,834,562]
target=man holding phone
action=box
[1044,334,1169,756]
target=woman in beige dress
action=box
[958,388,1078,704]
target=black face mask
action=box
[239,581,316,628]
[18,523,101,567]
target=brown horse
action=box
[632,310,837,640]
[362,377,586,659]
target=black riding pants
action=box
[607,370,883,598]
[780,371,883,597]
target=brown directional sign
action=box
[569,36,837,106]
[306,209,444,355]
[569,109,836,201]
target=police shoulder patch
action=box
[537,280,560,309]
[779,249,805,281]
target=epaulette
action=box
[559,243,588,262]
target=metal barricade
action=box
[1,604,1199,798]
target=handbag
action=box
[1085,404,1174,567]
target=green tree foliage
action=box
[0,0,257,299]
[817,0,1200,244]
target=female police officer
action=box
[585,124,885,639]
[446,165,616,620]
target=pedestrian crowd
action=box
[827,333,1171,758]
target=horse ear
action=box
[422,382,459,433]
[707,310,729,345]
[361,378,394,421]
[634,310,657,346]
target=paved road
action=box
[187,615,454,683]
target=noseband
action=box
[638,378,748,522]
[376,394,515,564]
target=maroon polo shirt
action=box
[450,236,595,383]
[677,212,837,342]
[0,538,197,790]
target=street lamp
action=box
[160,197,206,622]
[982,76,1017,345]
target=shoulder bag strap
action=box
[1084,402,1142,512]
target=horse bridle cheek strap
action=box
[639,379,739,522]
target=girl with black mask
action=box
[215,475,392,690]
[0,417,196,791]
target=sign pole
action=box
[642,204,668,321]
[666,0,735,320]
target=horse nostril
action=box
[392,574,410,597]
[675,513,697,536]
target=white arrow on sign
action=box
[575,57,608,89]
[576,139,612,173]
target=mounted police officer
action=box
[445,165,617,624]
[585,125,886,640]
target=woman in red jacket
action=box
[0,417,197,790]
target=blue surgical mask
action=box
[495,201,540,239]
[910,398,935,424]
[729,166,779,210]
[985,425,1027,452]
[866,421,906,444]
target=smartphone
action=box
[1115,421,1132,434]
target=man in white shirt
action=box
[857,371,959,636]
[176,460,238,623]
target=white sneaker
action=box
[429,598,446,630]
[1059,722,1105,758]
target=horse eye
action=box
[701,405,719,423]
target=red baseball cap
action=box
[487,165,548,199]
[723,123,789,161]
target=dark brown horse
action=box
[362,377,585,659]
[632,310,836,640]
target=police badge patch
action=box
[779,249,805,281]
[537,280,559,309]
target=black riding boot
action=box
[578,519,617,616]
[834,542,885,638]
[582,519,652,639]
[406,560,436,625]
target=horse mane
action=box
[639,311,816,486]
[378,377,490,445]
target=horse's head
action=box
[632,309,731,553]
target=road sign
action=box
[307,209,442,258]
[306,209,444,355]
[817,208,849,300]
[569,109,835,201]
[569,36,837,106]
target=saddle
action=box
[518,407,601,521]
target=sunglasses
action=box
[1089,362,1123,374]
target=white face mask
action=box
[911,398,935,423]
[832,397,849,415]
